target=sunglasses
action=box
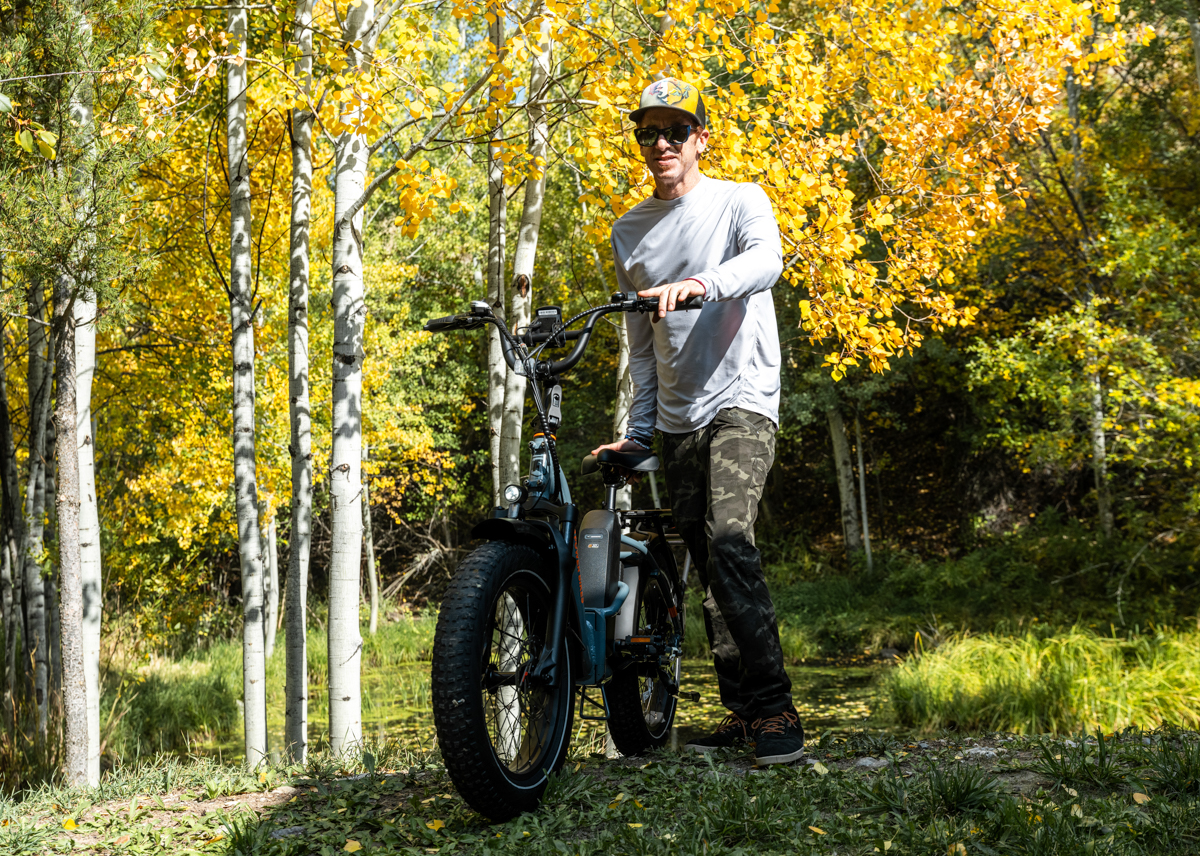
[633,124,695,147]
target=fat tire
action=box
[431,541,574,822]
[605,539,682,756]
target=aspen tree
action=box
[226,0,268,767]
[0,315,19,733]
[23,286,51,739]
[826,406,862,558]
[75,293,100,784]
[500,8,552,493]
[264,517,278,659]
[485,1,508,506]
[285,0,315,763]
[53,275,85,786]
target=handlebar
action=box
[422,291,703,376]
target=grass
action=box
[885,626,1200,734]
[100,605,439,762]
[4,730,1200,854]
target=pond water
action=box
[238,659,886,761]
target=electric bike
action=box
[425,293,700,821]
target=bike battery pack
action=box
[577,509,620,609]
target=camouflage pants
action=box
[660,407,792,720]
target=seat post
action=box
[604,483,619,511]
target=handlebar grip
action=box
[424,314,486,332]
[424,315,460,332]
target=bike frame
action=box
[428,293,693,690]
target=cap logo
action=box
[650,79,690,106]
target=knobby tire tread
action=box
[431,541,572,822]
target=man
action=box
[591,78,804,766]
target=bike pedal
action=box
[671,688,701,703]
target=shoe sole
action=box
[684,742,749,754]
[754,746,806,766]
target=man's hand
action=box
[589,437,649,485]
[638,279,705,322]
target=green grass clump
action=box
[886,627,1200,733]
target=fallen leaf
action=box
[205,835,224,844]
[344,841,362,853]
[628,823,643,828]
[809,826,826,835]
[62,818,77,830]
[1071,804,1083,819]
[439,794,454,800]
[114,835,130,845]
[811,761,829,775]
[1064,787,1078,797]
[949,845,967,856]
[426,819,445,831]
[1133,793,1151,805]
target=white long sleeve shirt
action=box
[611,175,784,438]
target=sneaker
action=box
[684,712,752,754]
[752,709,805,766]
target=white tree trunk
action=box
[0,316,17,730]
[226,1,268,768]
[363,445,378,636]
[853,414,873,573]
[1090,372,1114,537]
[53,276,86,786]
[327,0,377,758]
[827,406,862,557]
[499,13,552,494]
[75,293,100,784]
[264,517,278,659]
[486,12,507,506]
[612,316,633,511]
[285,0,315,765]
[23,286,51,738]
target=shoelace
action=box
[715,712,749,735]
[751,710,799,736]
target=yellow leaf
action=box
[809,826,826,834]
[344,841,363,852]
[1071,804,1083,818]
[811,761,829,775]
[628,823,643,828]
[1132,793,1151,805]
[63,818,77,830]
[426,819,445,831]
[205,835,224,844]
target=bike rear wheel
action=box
[431,542,574,821]
[605,539,683,755]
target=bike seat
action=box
[581,449,660,475]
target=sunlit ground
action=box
[208,659,882,763]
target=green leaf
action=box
[0,93,11,114]
[36,129,57,146]
[16,129,32,153]
[36,140,54,159]
[146,61,169,83]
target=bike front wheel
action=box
[431,541,574,821]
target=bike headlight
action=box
[503,484,525,505]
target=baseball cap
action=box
[629,78,707,127]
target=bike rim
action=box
[481,571,563,776]
[636,575,679,735]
